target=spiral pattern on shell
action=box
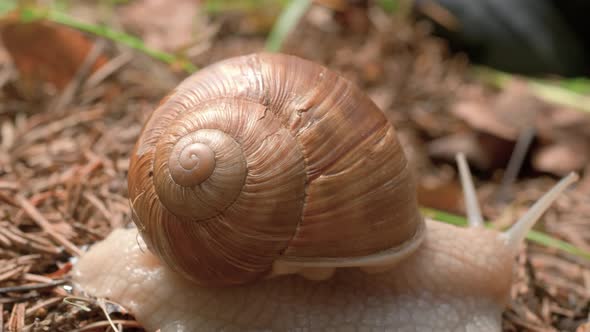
[128,53,423,286]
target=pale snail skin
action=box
[72,220,508,332]
[71,53,579,331]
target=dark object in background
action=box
[413,0,590,77]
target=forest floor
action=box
[0,1,589,331]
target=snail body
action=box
[128,53,424,286]
[73,220,509,332]
[72,53,578,331]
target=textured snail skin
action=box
[72,219,510,332]
[128,52,423,286]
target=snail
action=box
[72,53,578,331]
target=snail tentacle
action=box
[501,172,579,252]
[456,153,484,228]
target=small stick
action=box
[0,263,18,277]
[22,273,54,283]
[7,303,25,332]
[0,192,18,207]
[24,296,62,318]
[63,296,130,332]
[0,226,60,255]
[21,108,105,144]
[84,52,133,90]
[50,40,106,114]
[0,266,27,283]
[15,195,83,257]
[0,231,11,247]
[0,293,38,305]
[70,320,142,332]
[0,181,18,190]
[0,280,67,294]
[83,191,115,228]
[97,298,121,332]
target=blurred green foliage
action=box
[553,77,590,94]
[378,0,398,13]
[265,0,311,52]
[1,2,197,73]
[204,0,289,14]
[421,208,590,260]
[475,67,590,113]
[0,0,16,16]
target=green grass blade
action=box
[0,0,16,16]
[527,80,590,113]
[553,77,590,94]
[526,230,590,260]
[265,0,311,52]
[12,6,197,73]
[473,66,590,113]
[420,207,590,260]
[205,0,290,14]
[420,208,467,227]
[378,0,398,13]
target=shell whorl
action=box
[128,53,423,286]
[169,141,216,187]
[153,123,249,220]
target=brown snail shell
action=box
[128,53,425,286]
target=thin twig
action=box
[496,127,536,204]
[84,52,133,90]
[0,181,18,190]
[0,266,27,283]
[0,293,39,305]
[0,280,67,294]
[97,298,121,332]
[83,191,114,226]
[0,224,61,255]
[7,303,25,332]
[24,296,62,318]
[50,40,106,114]
[0,231,11,247]
[63,296,130,332]
[70,320,142,332]
[15,195,83,257]
[20,107,105,144]
[62,296,92,312]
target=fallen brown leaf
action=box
[533,141,590,176]
[119,0,207,53]
[0,17,108,99]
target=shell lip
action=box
[271,216,426,272]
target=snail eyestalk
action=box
[456,153,484,228]
[502,172,579,252]
[455,154,579,252]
